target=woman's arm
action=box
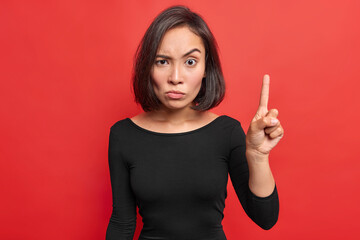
[229,123,279,230]
[106,128,137,240]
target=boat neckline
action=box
[126,115,227,136]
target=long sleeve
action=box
[228,122,279,230]
[106,128,137,239]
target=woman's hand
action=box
[246,74,284,157]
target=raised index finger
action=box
[259,74,270,110]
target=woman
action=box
[106,5,284,240]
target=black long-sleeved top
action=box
[106,115,279,240]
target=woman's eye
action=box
[155,60,168,65]
[185,59,197,66]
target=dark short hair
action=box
[132,5,225,112]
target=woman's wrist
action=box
[246,148,275,197]
[246,148,269,163]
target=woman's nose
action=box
[168,64,183,84]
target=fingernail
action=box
[271,119,278,125]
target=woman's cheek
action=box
[151,71,164,90]
[190,70,204,88]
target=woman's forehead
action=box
[156,26,205,55]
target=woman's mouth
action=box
[166,91,185,99]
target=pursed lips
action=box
[166,90,185,99]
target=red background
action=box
[1,0,359,239]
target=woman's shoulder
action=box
[220,114,241,125]
[109,116,132,134]
[207,112,241,126]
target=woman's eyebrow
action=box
[182,48,201,57]
[155,54,171,59]
[155,48,201,59]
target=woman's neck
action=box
[146,106,204,125]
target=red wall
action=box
[1,0,359,239]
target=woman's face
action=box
[151,25,206,111]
